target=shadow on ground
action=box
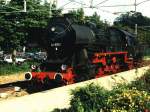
[0,80,60,94]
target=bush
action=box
[0,60,39,75]
[107,88,150,111]
[128,69,150,92]
[52,70,150,112]
[67,85,150,112]
[69,84,109,112]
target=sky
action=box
[5,0,150,24]
[54,0,150,24]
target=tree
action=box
[85,12,108,28]
[69,8,85,24]
[114,11,150,45]
[114,12,150,28]
[0,0,53,51]
[0,0,56,64]
[51,3,62,17]
[68,9,109,28]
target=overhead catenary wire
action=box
[56,0,89,11]
[52,0,150,9]
[56,0,133,15]
[59,6,116,15]
[96,4,135,8]
[68,0,88,7]
[51,0,150,9]
[137,0,150,6]
[95,0,110,6]
[0,0,150,16]
[58,1,73,9]
[95,8,115,15]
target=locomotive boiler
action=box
[25,14,142,85]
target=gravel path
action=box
[0,72,25,85]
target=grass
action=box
[143,48,150,60]
[143,55,150,60]
[0,61,40,76]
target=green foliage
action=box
[114,12,150,27]
[107,89,150,111]
[69,9,109,27]
[53,70,150,112]
[69,8,85,24]
[0,60,39,75]
[85,12,108,28]
[0,0,56,51]
[69,84,108,112]
[129,69,150,92]
[0,2,109,51]
[51,3,62,17]
[114,11,150,45]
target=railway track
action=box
[0,80,55,100]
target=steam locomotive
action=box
[25,14,142,85]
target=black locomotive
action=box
[25,14,142,85]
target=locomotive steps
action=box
[0,66,149,112]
